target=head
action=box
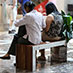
[45,2,59,15]
[24,1,35,13]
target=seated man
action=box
[0,1,46,62]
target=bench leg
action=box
[26,46,36,71]
[16,44,26,70]
[25,45,32,71]
[32,48,36,71]
[16,45,37,71]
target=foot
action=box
[37,56,46,61]
[14,63,16,66]
[8,30,16,34]
[0,54,10,60]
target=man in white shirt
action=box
[15,1,46,44]
[0,1,46,63]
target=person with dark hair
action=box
[38,2,63,62]
[0,1,46,60]
[43,2,63,40]
[15,1,46,45]
[18,0,31,16]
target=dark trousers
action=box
[17,37,34,45]
[8,25,26,55]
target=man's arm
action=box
[15,15,29,27]
[15,17,25,27]
[45,14,54,32]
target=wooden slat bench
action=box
[16,40,66,71]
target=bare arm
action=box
[45,14,54,32]
[13,0,16,8]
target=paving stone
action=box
[0,31,73,73]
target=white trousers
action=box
[2,2,17,30]
[6,5,17,30]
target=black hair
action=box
[24,1,35,12]
[45,2,60,15]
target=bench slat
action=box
[33,40,66,50]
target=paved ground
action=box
[0,31,73,73]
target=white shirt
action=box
[15,10,46,44]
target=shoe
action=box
[14,63,16,66]
[0,55,10,60]
[8,30,16,34]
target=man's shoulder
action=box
[25,13,33,19]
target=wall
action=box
[56,0,73,14]
[49,0,65,13]
[64,0,73,14]
[56,0,64,13]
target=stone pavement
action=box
[0,31,73,73]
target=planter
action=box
[61,11,73,42]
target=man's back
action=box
[24,10,46,44]
[15,10,46,44]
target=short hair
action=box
[24,1,35,11]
